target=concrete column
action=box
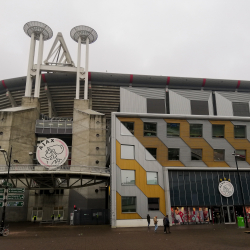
[76,37,81,100]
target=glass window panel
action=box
[168,148,180,160]
[167,123,180,137]
[121,145,134,159]
[212,125,224,138]
[234,125,246,138]
[190,124,202,137]
[121,122,134,135]
[146,148,157,159]
[121,170,135,185]
[122,197,136,213]
[214,149,225,161]
[148,198,159,211]
[191,149,202,160]
[147,172,158,184]
[236,150,246,161]
[144,122,157,136]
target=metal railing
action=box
[0,165,110,175]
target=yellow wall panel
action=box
[116,140,166,216]
[210,120,250,164]
[165,119,229,167]
[116,192,142,219]
[118,117,184,167]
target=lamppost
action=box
[0,146,12,229]
[232,151,249,228]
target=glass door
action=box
[222,206,235,224]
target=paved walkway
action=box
[1,223,249,250]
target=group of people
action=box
[147,214,171,234]
[33,213,61,223]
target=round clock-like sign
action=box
[218,181,234,197]
[36,138,69,168]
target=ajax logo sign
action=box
[36,138,69,168]
[218,180,234,197]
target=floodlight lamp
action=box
[70,25,98,44]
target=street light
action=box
[232,151,249,228]
[0,146,12,229]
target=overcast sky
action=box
[1,0,250,81]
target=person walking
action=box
[33,215,37,223]
[153,216,158,232]
[163,215,171,234]
[51,213,55,224]
[147,214,150,227]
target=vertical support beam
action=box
[25,33,36,97]
[76,37,81,99]
[84,37,89,100]
[34,33,44,98]
[6,91,17,107]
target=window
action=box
[191,149,202,161]
[167,123,180,137]
[121,145,134,159]
[232,102,250,117]
[190,124,202,137]
[144,122,157,136]
[121,122,134,135]
[168,148,180,160]
[235,150,246,161]
[148,198,159,211]
[147,172,158,184]
[234,125,246,138]
[191,100,209,115]
[53,206,64,220]
[146,148,157,159]
[122,197,136,213]
[121,170,135,185]
[212,125,224,138]
[214,149,225,161]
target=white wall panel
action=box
[169,90,191,115]
[120,88,147,113]
[171,89,212,100]
[122,87,165,99]
[215,92,233,116]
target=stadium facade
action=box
[1,22,250,227]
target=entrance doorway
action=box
[222,206,235,224]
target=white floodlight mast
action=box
[25,33,36,97]
[84,37,89,100]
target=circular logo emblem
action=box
[36,138,69,168]
[218,181,234,197]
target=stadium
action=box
[1,21,250,227]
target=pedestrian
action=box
[58,213,61,221]
[33,215,37,223]
[153,216,158,232]
[51,213,55,224]
[147,214,150,227]
[163,215,171,234]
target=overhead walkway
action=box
[0,165,110,190]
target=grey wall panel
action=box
[120,88,147,113]
[218,91,250,103]
[116,118,164,189]
[187,120,238,168]
[116,165,164,218]
[215,92,233,116]
[122,87,165,99]
[141,118,207,168]
[208,94,214,116]
[169,90,191,114]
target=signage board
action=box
[0,202,3,207]
[7,195,24,200]
[36,138,69,168]
[0,195,4,200]
[2,181,12,187]
[0,188,4,193]
[7,201,24,207]
[8,188,25,194]
[218,181,234,197]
